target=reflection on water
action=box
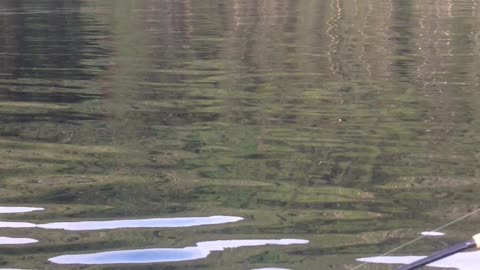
[1,0,480,269]
[251,268,292,270]
[0,221,36,228]
[0,216,242,231]
[357,251,480,270]
[252,267,291,270]
[0,236,37,245]
[49,239,308,264]
[0,207,44,214]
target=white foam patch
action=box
[49,239,309,264]
[0,237,38,245]
[421,231,445,236]
[0,207,44,214]
[358,250,480,270]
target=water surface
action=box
[0,0,479,269]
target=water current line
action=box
[350,208,480,270]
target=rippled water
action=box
[0,0,480,269]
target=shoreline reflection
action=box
[49,239,309,264]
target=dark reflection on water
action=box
[0,0,108,81]
[0,0,479,269]
[0,111,104,124]
[0,89,104,104]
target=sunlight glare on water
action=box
[358,251,480,270]
[49,239,309,264]
[0,215,243,230]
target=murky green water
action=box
[0,0,479,269]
